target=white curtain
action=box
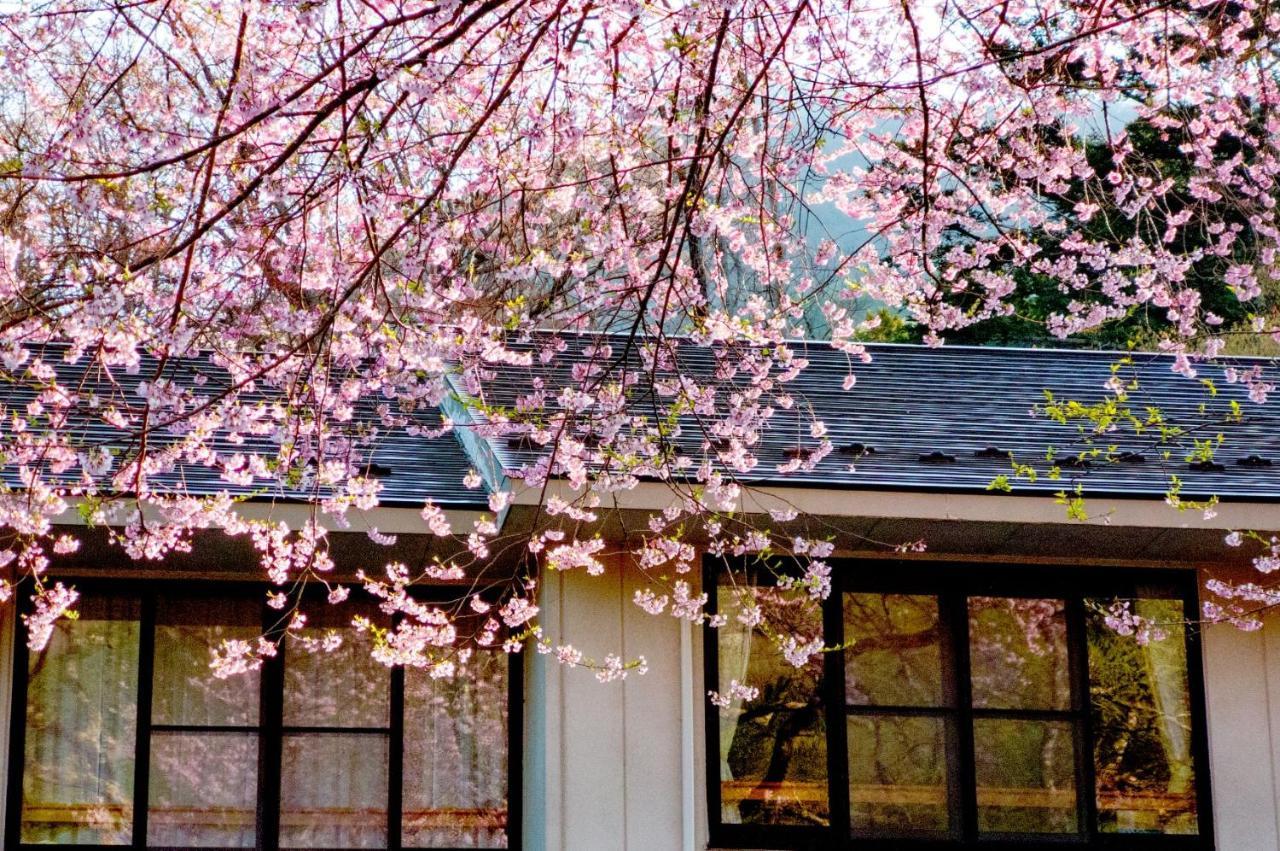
[280,616,391,848]
[22,597,140,845]
[146,598,261,847]
[1136,600,1194,796]
[403,652,509,848]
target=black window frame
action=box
[703,558,1215,851]
[5,578,523,851]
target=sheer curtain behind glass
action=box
[280,602,390,849]
[148,596,261,847]
[403,651,509,848]
[21,595,140,845]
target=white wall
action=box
[523,555,705,851]
[1202,615,1280,851]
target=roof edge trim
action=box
[440,373,510,529]
[510,480,1279,532]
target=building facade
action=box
[2,343,1280,850]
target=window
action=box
[704,560,1213,850]
[6,582,519,851]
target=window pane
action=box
[847,714,950,834]
[844,593,944,707]
[148,731,257,847]
[718,583,828,827]
[1089,598,1198,834]
[280,733,389,848]
[403,653,508,848]
[21,596,139,845]
[283,603,389,728]
[969,597,1070,710]
[153,596,261,727]
[974,718,1078,834]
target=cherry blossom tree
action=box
[0,0,1278,675]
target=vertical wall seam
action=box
[619,564,629,851]
[557,571,567,851]
[680,617,696,851]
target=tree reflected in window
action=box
[717,582,828,827]
[845,593,951,835]
[1088,598,1198,835]
[707,564,1210,849]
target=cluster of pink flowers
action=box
[21,581,77,652]
[0,0,1273,675]
[1101,601,1169,646]
[708,680,761,709]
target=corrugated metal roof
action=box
[0,346,484,508]
[479,334,1280,501]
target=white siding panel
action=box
[1264,618,1280,847]
[524,557,692,850]
[1203,620,1280,851]
[621,567,685,850]
[558,565,627,850]
[522,571,561,851]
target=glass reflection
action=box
[848,715,950,834]
[845,593,944,707]
[1089,598,1198,834]
[974,718,1077,834]
[968,597,1070,710]
[718,582,828,827]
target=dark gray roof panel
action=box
[12,337,1279,507]
[0,346,483,508]
[481,335,1280,501]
